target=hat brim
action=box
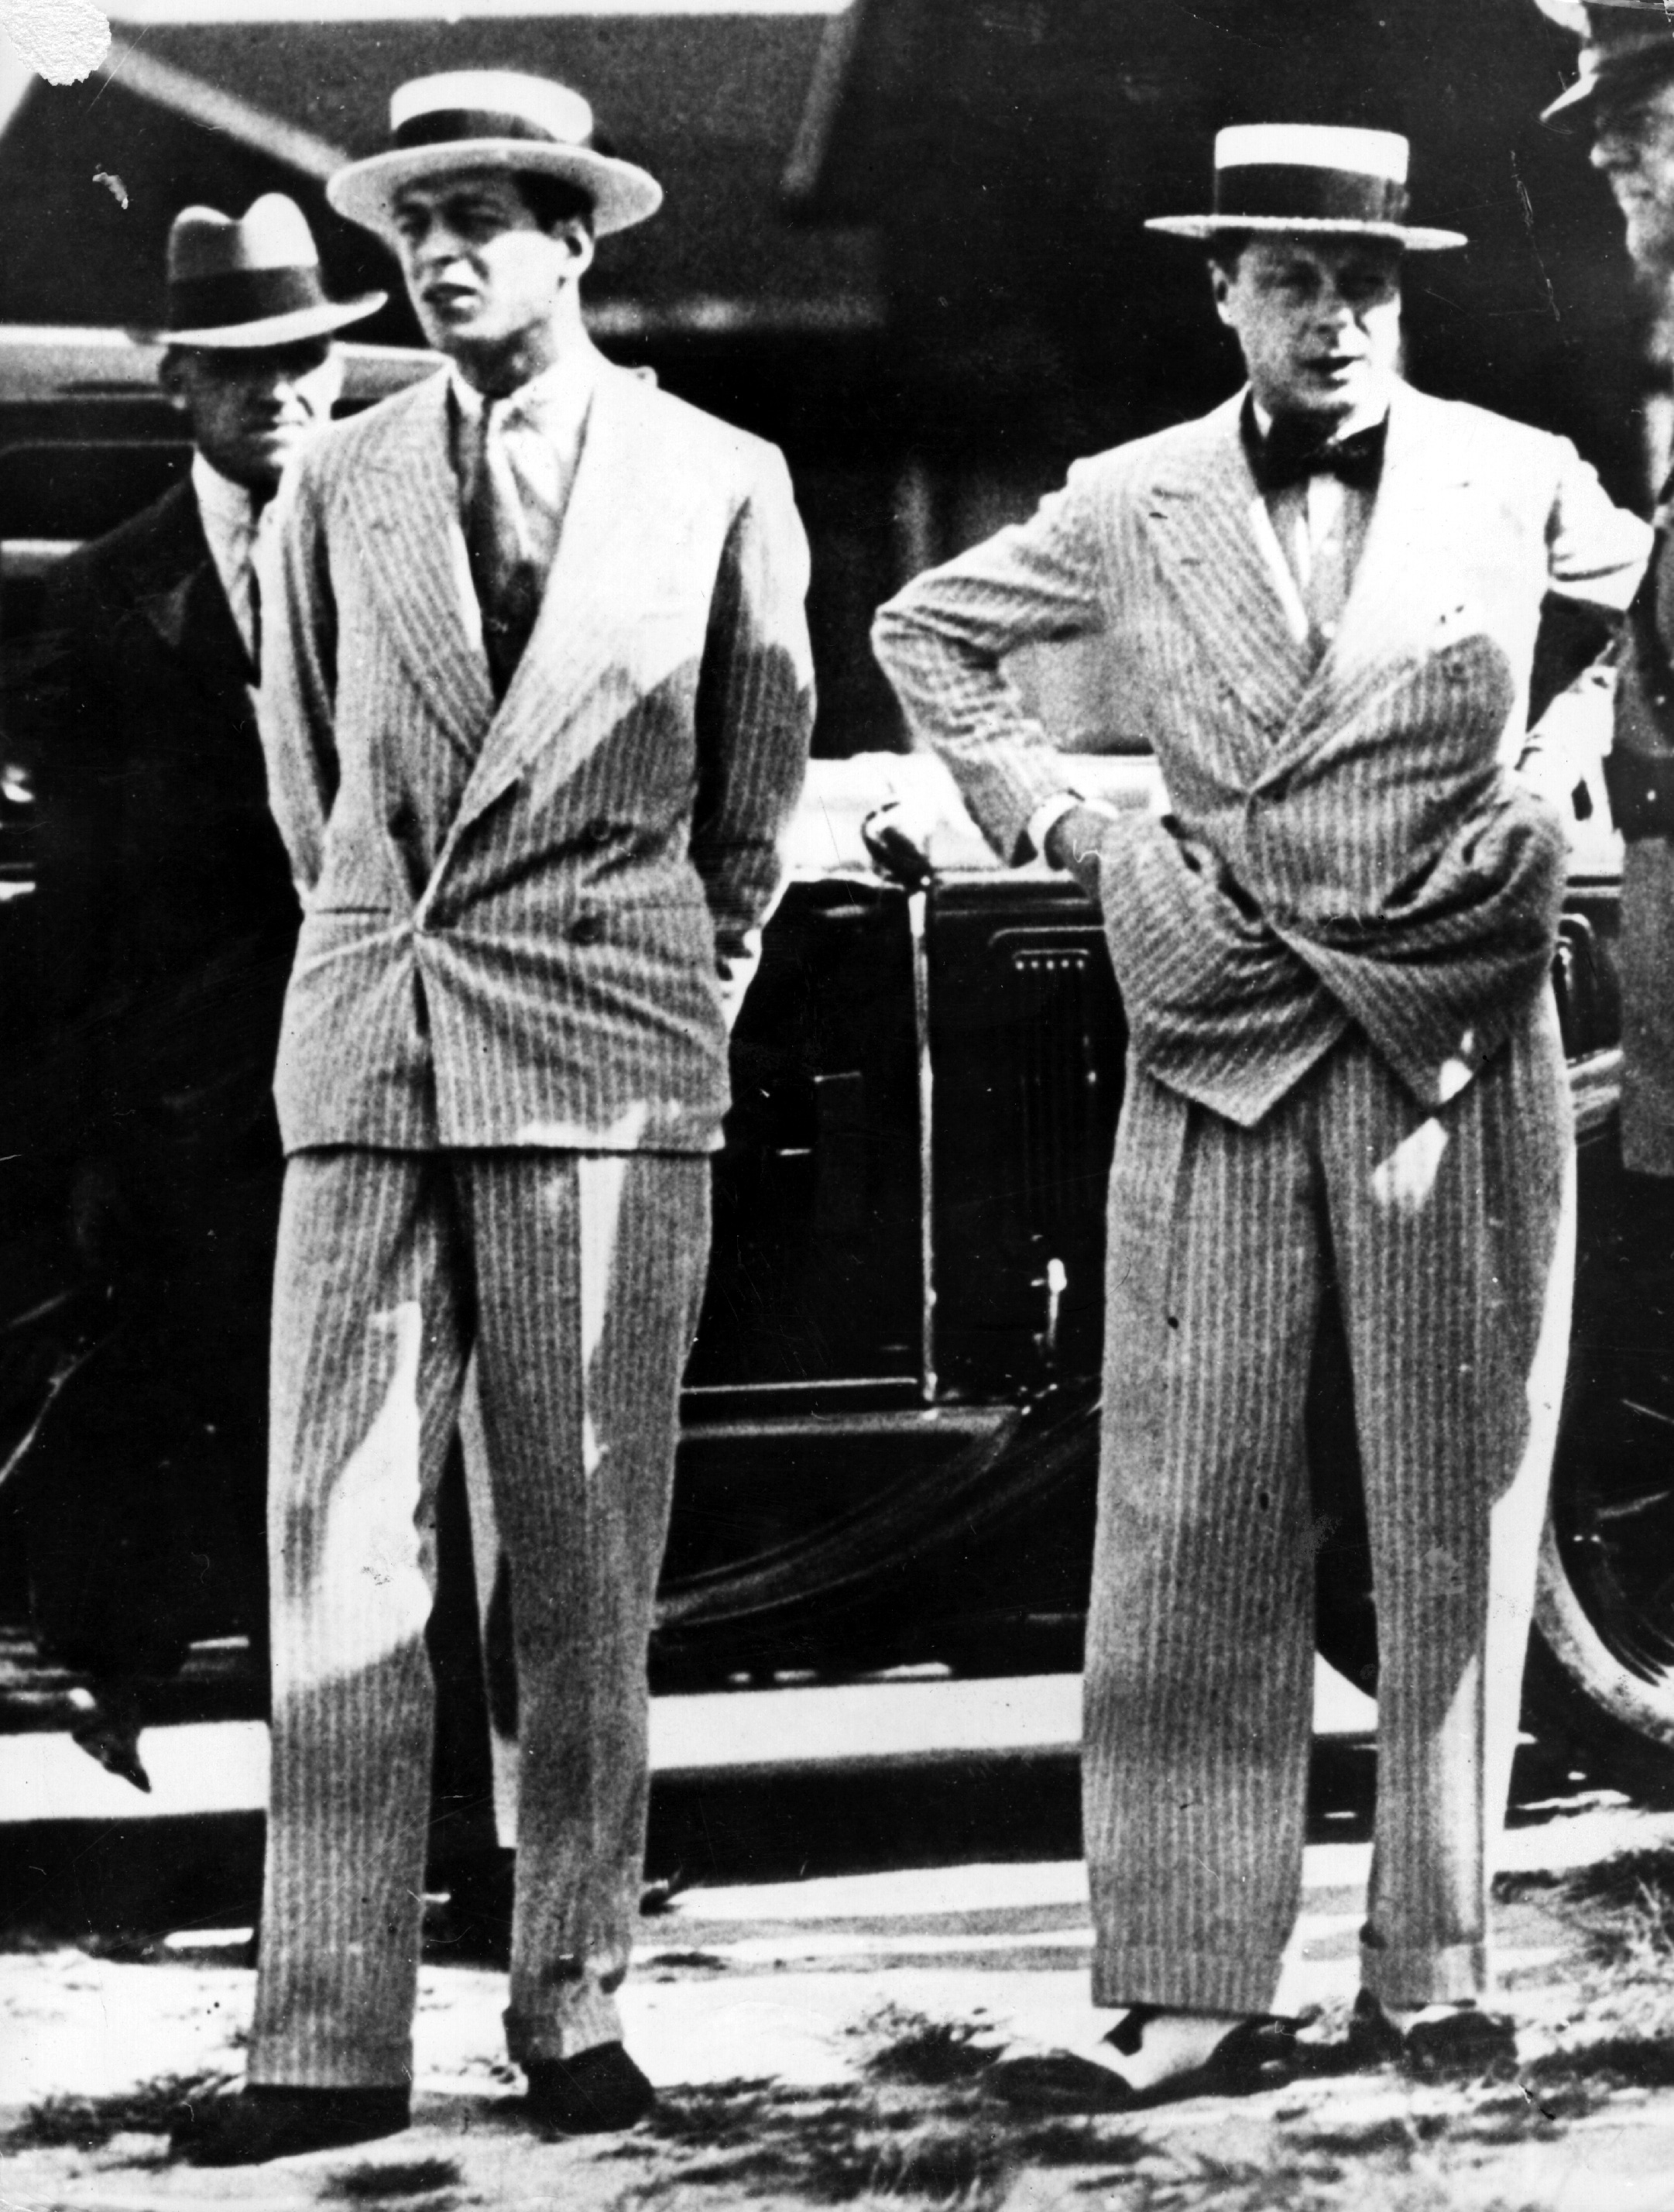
[1541,46,1674,125]
[130,291,386,349]
[328,141,664,242]
[1541,75,1597,123]
[1145,214,1466,251]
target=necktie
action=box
[466,397,545,697]
[243,495,273,678]
[1249,412,1388,496]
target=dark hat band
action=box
[166,263,329,333]
[1215,163,1411,225]
[1591,39,1674,112]
[393,107,590,151]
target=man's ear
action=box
[157,348,190,410]
[560,220,596,285]
[1209,263,1235,328]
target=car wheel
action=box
[1530,1388,1674,1798]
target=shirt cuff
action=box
[1024,792,1085,863]
[1026,791,1128,867]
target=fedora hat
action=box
[135,194,386,349]
[328,70,663,244]
[1146,124,1466,252]
[1537,1,1674,124]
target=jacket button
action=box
[569,913,606,946]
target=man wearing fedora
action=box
[875,122,1648,2104]
[173,72,813,2163]
[14,196,381,1791]
[1539,1,1674,1342]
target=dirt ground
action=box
[5,1801,1674,2212]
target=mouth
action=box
[422,284,479,317]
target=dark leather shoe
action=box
[1347,1992,1518,2080]
[524,2042,655,2135]
[170,2085,410,2165]
[986,2014,1296,2113]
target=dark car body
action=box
[1,329,1671,1791]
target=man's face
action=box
[1211,235,1404,424]
[1591,78,1674,275]
[163,338,342,494]
[392,171,592,359]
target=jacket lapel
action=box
[444,365,673,845]
[1142,394,1318,759]
[131,482,258,705]
[348,373,496,761]
[1266,383,1477,768]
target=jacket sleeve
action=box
[1526,440,1655,830]
[254,452,339,899]
[689,444,815,1023]
[1545,437,1652,615]
[871,462,1109,864]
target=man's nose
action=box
[414,221,468,268]
[1590,131,1627,174]
[1313,284,1357,326]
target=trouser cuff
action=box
[503,1984,623,2067]
[1092,1943,1285,2018]
[1359,1937,1488,2008]
[249,2035,413,2092]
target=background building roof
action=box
[0,4,880,344]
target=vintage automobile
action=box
[1,328,1671,1802]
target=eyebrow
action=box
[396,187,505,212]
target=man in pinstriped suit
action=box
[175,70,814,2165]
[874,124,1648,2105]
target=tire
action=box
[1530,1396,1674,1801]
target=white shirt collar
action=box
[449,335,602,442]
[1249,388,1392,446]
[190,451,269,659]
[191,450,262,543]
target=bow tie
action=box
[1249,412,1388,496]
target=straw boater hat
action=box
[136,194,385,349]
[328,70,663,245]
[1145,124,1466,252]
[1536,0,1674,124]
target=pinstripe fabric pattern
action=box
[871,376,1633,2028]
[250,1146,709,2087]
[873,383,1647,1124]
[1083,1000,1573,2014]
[256,361,815,1156]
[248,343,809,2092]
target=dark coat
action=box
[1613,503,1674,1179]
[30,479,300,1168]
[15,479,300,1675]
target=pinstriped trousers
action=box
[248,1146,710,2089]
[1083,995,1573,2017]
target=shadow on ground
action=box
[11,1978,1674,2212]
